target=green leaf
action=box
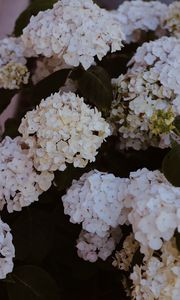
[3,118,20,139]
[162,144,180,187]
[54,163,93,192]
[7,266,60,300]
[32,69,71,105]
[11,207,54,263]
[14,0,57,36]
[0,89,17,115]
[175,230,180,251]
[70,66,113,116]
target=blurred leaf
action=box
[175,230,180,251]
[0,89,17,115]
[54,163,93,192]
[3,118,20,139]
[162,144,180,187]
[11,207,55,263]
[7,266,60,300]
[70,66,113,116]
[14,0,57,36]
[32,69,71,105]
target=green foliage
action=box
[70,66,113,116]
[31,69,71,105]
[7,266,60,300]
[162,144,180,187]
[0,89,17,115]
[10,206,55,264]
[14,0,57,36]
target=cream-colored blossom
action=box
[19,92,110,172]
[0,136,54,213]
[113,233,139,271]
[112,0,168,43]
[163,1,180,38]
[0,218,15,279]
[22,0,124,70]
[0,62,29,89]
[131,238,180,300]
[62,170,129,237]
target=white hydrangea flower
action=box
[0,37,26,68]
[0,62,29,89]
[0,37,29,89]
[124,168,180,251]
[163,1,180,38]
[112,0,168,43]
[110,37,180,150]
[19,92,110,172]
[131,238,180,300]
[77,227,122,262]
[22,0,124,70]
[0,137,54,213]
[62,170,129,237]
[0,218,15,279]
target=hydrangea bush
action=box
[0,0,180,299]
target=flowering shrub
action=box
[0,0,180,299]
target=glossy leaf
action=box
[70,66,113,116]
[7,266,60,300]
[162,144,180,187]
[32,69,71,105]
[0,89,17,115]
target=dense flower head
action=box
[112,0,168,43]
[0,62,29,89]
[124,168,180,251]
[163,1,180,38]
[19,92,110,172]
[131,238,180,300]
[22,0,124,70]
[0,37,26,68]
[62,170,129,237]
[0,137,54,213]
[0,218,15,279]
[77,228,122,262]
[110,37,180,150]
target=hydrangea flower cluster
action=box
[0,62,29,90]
[0,218,15,279]
[110,37,180,150]
[163,1,180,38]
[113,233,139,271]
[77,228,122,262]
[0,137,54,213]
[112,0,168,43]
[19,92,110,172]
[62,170,129,238]
[125,168,180,251]
[22,0,124,70]
[131,238,180,300]
[0,37,29,89]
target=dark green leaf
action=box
[14,0,57,36]
[70,66,113,116]
[162,144,180,187]
[7,266,60,300]
[3,118,20,139]
[32,69,71,105]
[54,163,92,192]
[175,230,180,251]
[11,207,54,263]
[0,89,17,115]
